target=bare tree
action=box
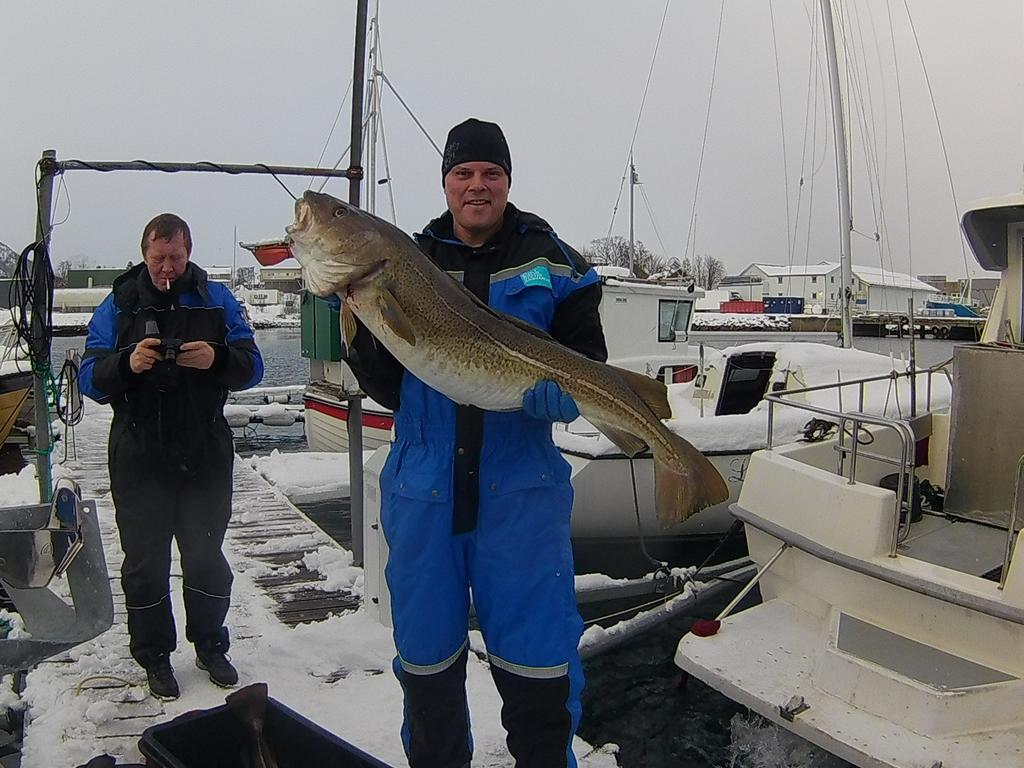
[0,242,20,278]
[234,266,256,289]
[690,253,726,289]
[583,236,670,279]
[54,259,72,288]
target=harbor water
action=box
[50,327,958,767]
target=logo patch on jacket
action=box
[519,266,552,290]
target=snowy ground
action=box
[691,313,790,331]
[6,406,619,768]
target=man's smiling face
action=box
[443,161,510,247]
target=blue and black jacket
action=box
[79,262,263,465]
[346,203,607,532]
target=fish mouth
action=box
[286,199,312,240]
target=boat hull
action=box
[0,370,34,447]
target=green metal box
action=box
[300,291,343,361]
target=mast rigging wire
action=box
[900,0,972,280]
[605,0,672,239]
[768,2,794,267]
[681,0,726,264]
[309,77,355,190]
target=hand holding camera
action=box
[130,337,164,374]
[131,337,214,374]
[175,341,215,370]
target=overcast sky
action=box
[2,1,1022,281]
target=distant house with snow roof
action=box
[200,265,234,287]
[737,261,938,314]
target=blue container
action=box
[763,296,805,315]
[139,696,394,768]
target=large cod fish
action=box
[286,190,728,524]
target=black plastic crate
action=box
[138,696,393,768]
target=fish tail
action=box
[653,432,729,526]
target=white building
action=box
[236,288,280,307]
[739,261,938,314]
[259,265,304,293]
[718,274,765,302]
[201,265,234,286]
[53,287,111,313]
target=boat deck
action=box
[899,511,1007,578]
[678,600,1024,768]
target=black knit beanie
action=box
[441,118,512,184]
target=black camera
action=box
[158,338,183,362]
[144,321,183,361]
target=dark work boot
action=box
[145,655,180,700]
[196,649,239,688]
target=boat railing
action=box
[765,362,952,557]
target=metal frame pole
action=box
[52,160,358,178]
[346,0,370,567]
[32,150,57,502]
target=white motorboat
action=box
[303,273,704,452]
[675,194,1024,768]
[557,340,946,546]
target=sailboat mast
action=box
[366,5,381,215]
[820,0,854,348]
[629,154,636,277]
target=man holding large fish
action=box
[287,118,727,768]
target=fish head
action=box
[286,190,387,296]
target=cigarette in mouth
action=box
[165,278,170,291]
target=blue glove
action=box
[522,380,579,422]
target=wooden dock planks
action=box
[19,404,359,763]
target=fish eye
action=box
[333,207,347,218]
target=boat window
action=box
[716,351,776,416]
[658,300,692,342]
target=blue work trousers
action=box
[381,419,584,768]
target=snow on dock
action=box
[15,406,617,767]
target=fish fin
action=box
[341,300,358,347]
[653,433,729,525]
[610,366,673,420]
[591,420,649,458]
[378,288,417,346]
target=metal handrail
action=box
[1000,456,1024,590]
[765,360,952,420]
[764,362,950,557]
